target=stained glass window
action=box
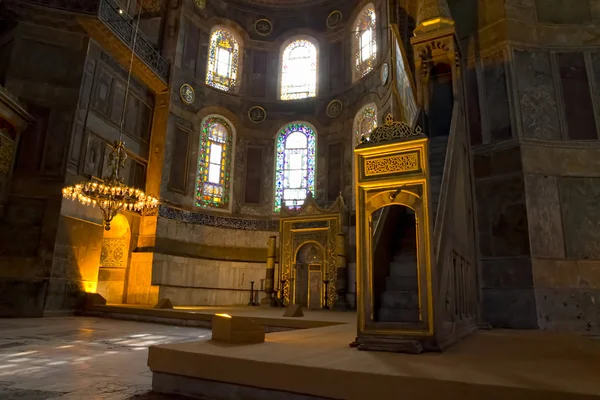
[353,6,377,81]
[354,104,378,144]
[274,123,316,212]
[206,28,240,93]
[280,39,317,100]
[196,116,233,209]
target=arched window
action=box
[352,5,377,81]
[280,39,318,100]
[353,103,378,145]
[352,104,377,209]
[206,28,240,93]
[196,115,234,209]
[274,122,316,212]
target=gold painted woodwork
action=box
[279,195,346,307]
[364,152,419,176]
[354,125,434,339]
[77,17,168,93]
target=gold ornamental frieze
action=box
[364,151,419,176]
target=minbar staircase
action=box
[377,211,419,323]
[374,134,449,324]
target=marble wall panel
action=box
[522,144,600,177]
[592,0,600,23]
[535,288,600,334]
[559,177,600,259]
[504,0,536,22]
[535,0,591,24]
[524,174,565,258]
[152,253,266,305]
[514,48,561,140]
[482,288,538,328]
[532,258,600,289]
[481,257,534,289]
[475,174,530,257]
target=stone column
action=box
[334,232,349,310]
[261,235,277,306]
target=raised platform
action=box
[148,322,600,400]
[83,303,353,331]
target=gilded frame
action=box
[354,135,435,338]
[279,195,346,307]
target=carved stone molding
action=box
[158,205,278,231]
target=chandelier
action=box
[62,1,158,230]
[62,140,158,230]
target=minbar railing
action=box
[23,0,169,83]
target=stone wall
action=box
[452,0,600,331]
[151,212,277,305]
[0,17,88,316]
[523,144,600,334]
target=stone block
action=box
[481,257,534,289]
[283,305,304,317]
[514,48,561,140]
[97,268,126,282]
[482,52,512,142]
[211,314,265,344]
[482,288,538,328]
[84,292,107,308]
[96,280,124,304]
[535,0,591,24]
[535,288,600,334]
[0,279,46,317]
[154,298,174,309]
[577,260,600,288]
[505,0,536,22]
[559,177,600,259]
[522,145,600,177]
[524,174,565,258]
[532,258,578,289]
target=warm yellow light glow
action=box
[83,280,97,293]
[422,18,441,26]
[215,313,232,318]
[420,17,455,27]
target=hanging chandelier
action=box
[62,1,158,230]
[62,140,159,230]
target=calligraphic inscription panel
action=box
[364,152,419,177]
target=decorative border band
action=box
[158,205,279,231]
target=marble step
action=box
[389,265,417,279]
[393,254,417,263]
[381,290,419,308]
[377,307,420,323]
[385,276,418,291]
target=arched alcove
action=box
[428,63,454,137]
[96,213,131,304]
[294,242,325,309]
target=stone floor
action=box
[0,316,211,399]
